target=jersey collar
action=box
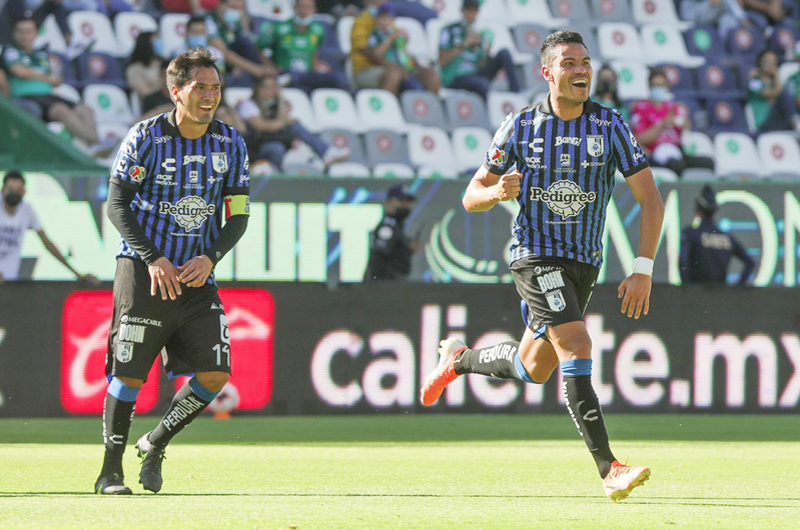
[539,93,598,117]
[163,108,222,138]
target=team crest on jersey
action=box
[488,147,507,167]
[116,341,134,363]
[587,135,604,157]
[545,290,566,312]
[212,152,229,173]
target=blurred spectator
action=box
[215,102,247,132]
[60,0,134,17]
[366,4,439,94]
[236,76,350,170]
[364,184,420,282]
[179,16,227,72]
[741,0,787,25]
[0,0,71,47]
[680,185,755,285]
[0,69,9,98]
[138,59,174,120]
[593,65,629,121]
[746,48,799,132]
[126,32,165,100]
[438,0,520,99]
[256,0,351,93]
[679,0,762,42]
[0,170,98,284]
[786,56,800,116]
[631,68,714,177]
[205,0,274,79]
[161,0,220,14]
[3,17,113,156]
[351,0,403,91]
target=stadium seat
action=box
[246,0,294,20]
[705,98,749,136]
[373,163,416,178]
[394,17,435,67]
[682,130,715,160]
[779,61,800,85]
[417,165,459,178]
[427,18,446,61]
[487,91,530,129]
[507,0,568,27]
[419,0,462,23]
[224,87,253,109]
[768,21,800,61]
[674,96,705,131]
[476,24,534,65]
[598,23,645,62]
[401,90,448,129]
[312,88,363,132]
[336,16,354,55]
[658,63,697,98]
[695,62,743,100]
[631,0,687,28]
[356,89,408,133]
[684,24,725,61]
[35,14,67,55]
[327,161,371,178]
[726,26,765,62]
[97,122,131,143]
[641,24,704,68]
[114,12,159,57]
[548,0,593,25]
[589,0,636,24]
[476,0,511,24]
[83,83,134,126]
[522,61,550,94]
[68,11,121,57]
[77,52,127,89]
[512,23,548,58]
[443,90,492,131]
[320,129,368,166]
[650,167,679,182]
[452,126,493,174]
[756,132,800,179]
[52,83,82,104]
[160,13,190,58]
[569,23,601,61]
[48,52,79,89]
[129,92,141,119]
[281,88,320,133]
[609,60,649,100]
[364,130,410,167]
[713,132,763,179]
[408,126,457,173]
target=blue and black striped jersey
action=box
[109,110,250,273]
[484,96,648,268]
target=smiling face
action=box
[542,42,592,106]
[172,66,222,125]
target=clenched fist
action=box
[493,171,522,201]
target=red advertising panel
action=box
[60,288,274,415]
[60,291,160,414]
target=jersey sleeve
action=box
[482,112,517,175]
[611,114,649,178]
[223,132,250,197]
[110,124,151,190]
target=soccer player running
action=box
[420,31,665,502]
[95,48,250,495]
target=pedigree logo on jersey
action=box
[487,147,507,167]
[530,181,598,219]
[159,196,217,231]
[60,291,160,415]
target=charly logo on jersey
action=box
[587,135,604,157]
[487,147,507,167]
[520,138,544,153]
[555,136,582,147]
[128,166,145,183]
[159,196,217,231]
[530,180,598,219]
[212,152,229,173]
[162,158,176,172]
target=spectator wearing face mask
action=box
[126,32,166,101]
[747,48,800,133]
[593,65,628,121]
[256,0,351,93]
[631,68,714,177]
[204,0,274,79]
[364,184,420,282]
[180,16,227,72]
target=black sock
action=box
[453,341,532,382]
[563,375,616,478]
[99,393,136,477]
[148,379,214,449]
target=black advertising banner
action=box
[17,174,800,287]
[1,282,798,417]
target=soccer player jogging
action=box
[95,49,250,495]
[420,31,665,502]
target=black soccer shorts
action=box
[510,256,599,340]
[106,257,231,382]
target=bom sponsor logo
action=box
[60,289,275,415]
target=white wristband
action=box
[632,257,654,276]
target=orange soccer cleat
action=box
[419,338,467,406]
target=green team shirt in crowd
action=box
[257,19,324,73]
[747,75,778,130]
[206,12,243,47]
[786,72,800,102]
[438,21,487,86]
[2,45,54,98]
[367,27,412,71]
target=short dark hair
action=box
[167,48,220,91]
[13,16,38,30]
[187,15,206,29]
[648,67,667,85]
[3,170,25,186]
[540,30,587,67]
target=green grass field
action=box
[0,414,798,529]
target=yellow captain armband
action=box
[224,195,250,220]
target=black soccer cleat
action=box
[95,473,132,495]
[135,432,166,493]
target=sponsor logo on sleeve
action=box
[487,147,508,167]
[128,166,146,183]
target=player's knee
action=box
[555,336,592,360]
[195,371,229,392]
[529,365,555,384]
[115,376,144,389]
